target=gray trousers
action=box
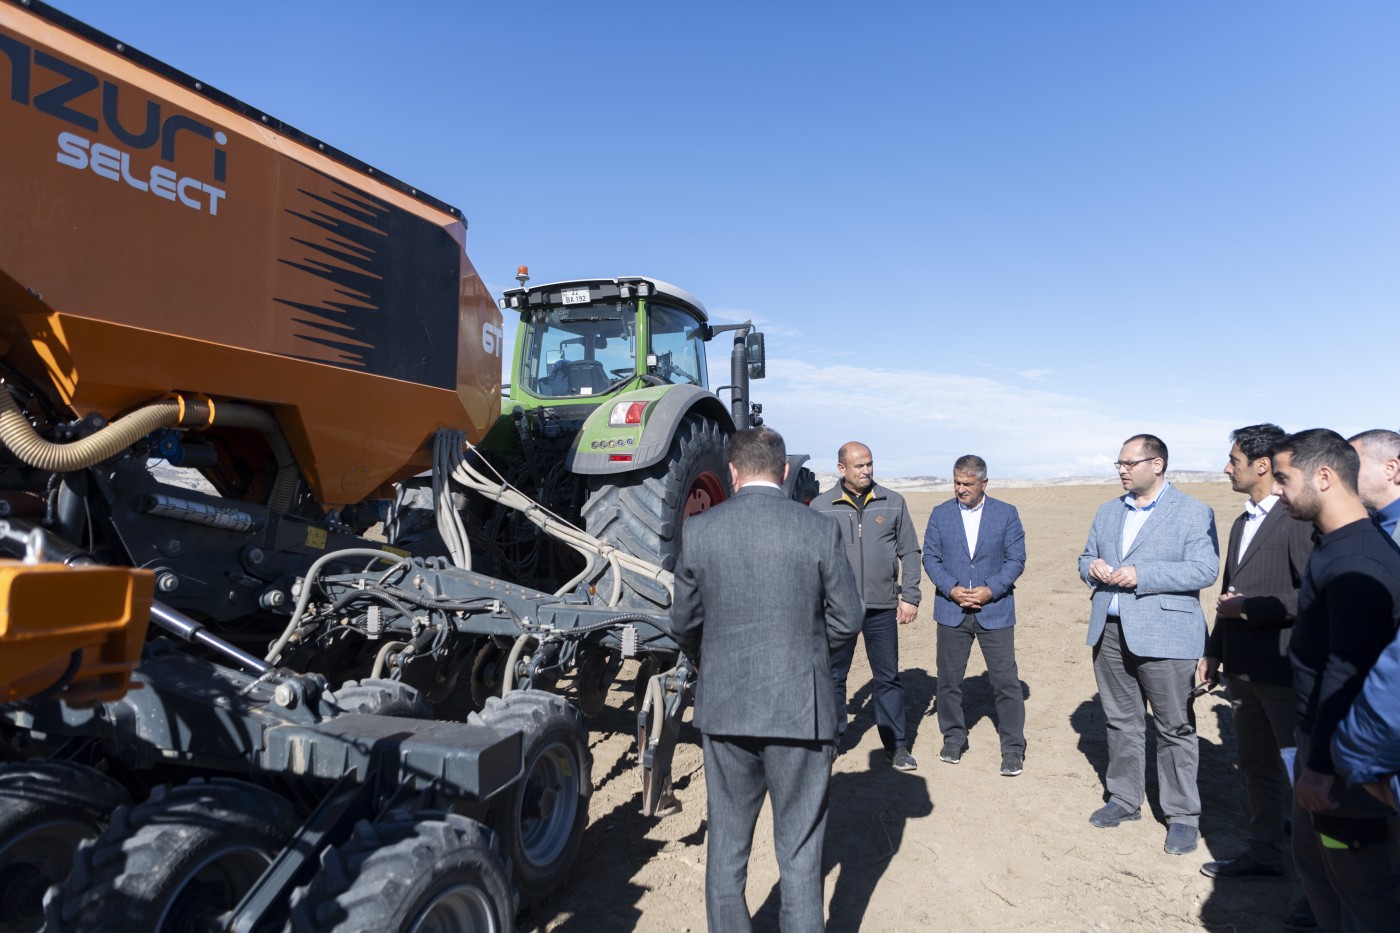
[1226,674,1296,865]
[701,734,834,933]
[1092,619,1200,826]
[1291,731,1400,933]
[936,614,1025,754]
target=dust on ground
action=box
[520,482,1289,932]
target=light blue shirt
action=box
[1376,498,1400,539]
[1109,483,1168,616]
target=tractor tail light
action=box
[608,401,648,427]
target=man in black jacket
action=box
[1272,428,1400,931]
[1197,425,1315,924]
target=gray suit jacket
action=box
[1078,483,1220,660]
[671,485,864,740]
[1206,503,1314,685]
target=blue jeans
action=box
[830,607,906,749]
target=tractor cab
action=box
[501,276,712,406]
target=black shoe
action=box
[1164,823,1199,855]
[889,746,918,771]
[1281,898,1317,931]
[1199,854,1284,879]
[1088,802,1142,828]
[1000,754,1024,777]
[939,741,964,764]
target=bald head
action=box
[837,442,874,495]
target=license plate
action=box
[560,287,591,305]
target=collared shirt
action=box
[959,495,986,559]
[739,480,782,491]
[1375,498,1400,539]
[1110,483,1168,616]
[1238,494,1278,562]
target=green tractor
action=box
[472,273,816,609]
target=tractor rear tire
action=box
[0,761,129,933]
[581,412,728,609]
[288,811,515,932]
[54,779,296,933]
[469,691,590,906]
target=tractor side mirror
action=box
[745,332,766,380]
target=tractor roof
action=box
[499,277,709,323]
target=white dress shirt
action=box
[1237,494,1278,564]
[959,496,986,559]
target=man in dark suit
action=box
[1196,425,1315,927]
[922,454,1028,776]
[671,426,864,933]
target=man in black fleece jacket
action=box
[1271,428,1400,931]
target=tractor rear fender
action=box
[566,385,734,476]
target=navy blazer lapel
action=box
[968,499,990,562]
[947,501,974,562]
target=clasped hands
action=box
[1087,558,1137,590]
[949,585,993,611]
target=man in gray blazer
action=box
[1196,425,1315,927]
[671,426,863,933]
[1078,434,1219,856]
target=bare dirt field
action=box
[520,482,1291,932]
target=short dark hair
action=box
[1124,434,1168,470]
[953,454,987,480]
[1271,428,1359,493]
[729,427,786,481]
[1230,423,1287,463]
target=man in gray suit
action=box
[1348,429,1400,542]
[671,426,863,933]
[1078,434,1220,855]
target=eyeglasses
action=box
[1113,458,1158,470]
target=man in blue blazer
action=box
[922,455,1027,776]
[1078,434,1219,856]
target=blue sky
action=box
[49,1,1397,478]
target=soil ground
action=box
[520,482,1298,932]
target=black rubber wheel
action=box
[55,779,296,933]
[470,642,506,711]
[289,811,515,932]
[0,761,129,933]
[581,412,729,609]
[332,678,434,718]
[572,646,614,719]
[469,691,590,906]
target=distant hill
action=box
[809,470,1228,494]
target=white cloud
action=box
[1017,369,1052,381]
[750,360,1237,479]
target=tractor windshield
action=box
[521,303,638,398]
[647,304,707,388]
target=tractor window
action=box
[521,303,637,398]
[647,304,707,388]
